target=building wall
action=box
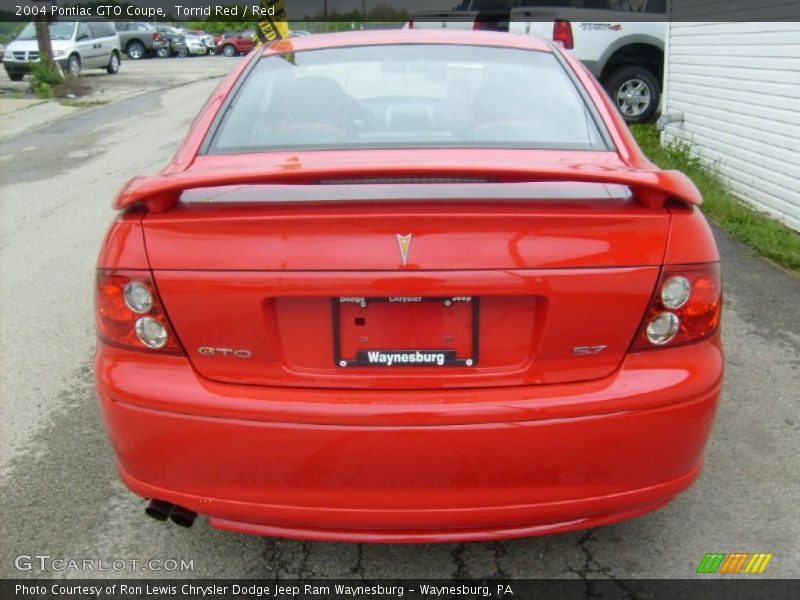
[661,12,800,232]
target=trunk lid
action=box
[144,182,669,389]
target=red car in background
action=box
[95,30,723,542]
[216,30,255,56]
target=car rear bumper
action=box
[95,336,723,542]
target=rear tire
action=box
[177,48,188,58]
[156,46,170,58]
[106,52,120,75]
[8,73,24,82]
[127,41,145,60]
[604,65,660,124]
[222,44,236,57]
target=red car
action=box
[216,30,255,57]
[95,30,723,542]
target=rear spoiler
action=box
[114,166,701,213]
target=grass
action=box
[28,59,64,99]
[631,124,800,276]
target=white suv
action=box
[3,20,121,81]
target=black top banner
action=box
[1,0,799,23]
[3,579,800,600]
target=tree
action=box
[31,1,54,61]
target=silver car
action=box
[3,20,121,81]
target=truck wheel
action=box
[222,44,236,57]
[8,73,24,82]
[127,41,145,60]
[604,66,660,124]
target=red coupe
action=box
[95,30,723,542]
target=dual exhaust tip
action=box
[145,499,197,528]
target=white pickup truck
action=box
[409,0,667,123]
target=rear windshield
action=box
[208,44,609,154]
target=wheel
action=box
[156,46,170,58]
[604,65,661,124]
[222,44,236,57]
[8,72,24,82]
[177,48,188,58]
[127,41,145,60]
[67,54,81,77]
[106,52,120,74]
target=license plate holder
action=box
[333,297,479,368]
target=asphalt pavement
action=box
[0,58,798,580]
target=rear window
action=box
[208,44,609,154]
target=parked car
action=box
[113,22,169,60]
[96,30,723,541]
[410,0,666,123]
[216,30,255,57]
[154,26,187,58]
[3,20,121,81]
[181,30,215,54]
[183,33,211,56]
[0,43,5,61]
[509,0,666,123]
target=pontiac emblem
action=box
[396,233,413,267]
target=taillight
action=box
[631,263,722,352]
[473,17,492,31]
[153,33,162,42]
[95,270,183,354]
[407,19,414,29]
[553,20,574,50]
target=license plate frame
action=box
[333,297,479,368]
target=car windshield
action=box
[209,44,608,154]
[17,22,76,41]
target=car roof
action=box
[264,29,553,56]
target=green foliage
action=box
[29,59,64,99]
[34,82,54,99]
[0,19,24,44]
[632,124,800,275]
[186,20,255,35]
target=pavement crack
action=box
[450,543,471,579]
[491,541,509,579]
[350,544,366,579]
[563,529,643,600]
[298,540,312,577]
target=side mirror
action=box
[77,33,90,41]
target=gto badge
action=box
[198,347,253,358]
[396,233,413,267]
